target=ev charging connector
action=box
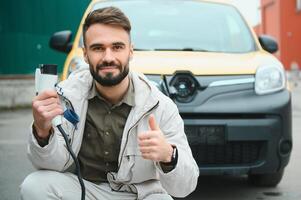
[35,64,62,127]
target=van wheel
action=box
[248,169,284,187]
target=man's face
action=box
[83,24,133,87]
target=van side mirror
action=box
[258,35,278,54]
[49,30,73,53]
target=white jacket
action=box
[27,67,199,199]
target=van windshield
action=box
[81,0,257,53]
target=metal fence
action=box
[0,0,90,76]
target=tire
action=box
[248,169,284,187]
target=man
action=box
[20,7,199,200]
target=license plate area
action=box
[185,125,226,145]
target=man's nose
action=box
[103,48,115,62]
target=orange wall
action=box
[280,0,301,69]
[256,0,301,70]
[261,0,281,59]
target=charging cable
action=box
[35,64,85,200]
[57,125,85,200]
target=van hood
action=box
[130,51,280,75]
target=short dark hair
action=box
[83,6,131,46]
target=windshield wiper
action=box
[133,48,152,51]
[154,48,210,52]
[134,48,211,52]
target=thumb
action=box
[148,114,159,131]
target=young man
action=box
[20,7,199,200]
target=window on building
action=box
[297,0,301,11]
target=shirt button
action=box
[104,151,109,155]
[106,162,109,167]
[108,110,111,114]
[105,131,109,136]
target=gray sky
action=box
[230,0,261,26]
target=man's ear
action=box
[82,47,88,64]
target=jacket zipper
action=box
[112,101,159,192]
[117,100,159,170]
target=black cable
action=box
[57,125,85,200]
[162,75,171,96]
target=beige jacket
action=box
[27,67,199,199]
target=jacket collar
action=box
[129,71,159,123]
[59,67,159,113]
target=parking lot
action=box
[0,82,300,200]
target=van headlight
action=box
[255,65,286,95]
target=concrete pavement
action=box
[0,109,34,200]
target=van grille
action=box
[190,141,264,165]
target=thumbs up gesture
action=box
[138,114,173,163]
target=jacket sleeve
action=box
[27,121,74,171]
[27,68,90,171]
[154,99,199,197]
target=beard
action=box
[89,59,130,87]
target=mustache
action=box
[96,61,121,70]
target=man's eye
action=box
[113,45,124,50]
[92,47,103,51]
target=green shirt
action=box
[78,79,135,184]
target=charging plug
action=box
[35,64,62,126]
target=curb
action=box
[0,79,35,109]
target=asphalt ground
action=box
[0,109,34,200]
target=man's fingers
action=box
[40,103,63,113]
[139,146,155,154]
[33,93,63,123]
[31,90,62,138]
[138,131,159,141]
[41,97,61,106]
[33,97,60,109]
[42,108,64,121]
[49,108,64,118]
[137,114,161,140]
[138,114,168,162]
[138,137,158,147]
[148,114,159,131]
[138,132,149,140]
[141,152,151,160]
[34,89,58,101]
[141,152,159,161]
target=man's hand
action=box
[138,114,173,163]
[32,90,63,139]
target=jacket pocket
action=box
[116,146,136,182]
[121,146,158,183]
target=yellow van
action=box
[50,0,292,187]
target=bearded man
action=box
[20,6,199,200]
